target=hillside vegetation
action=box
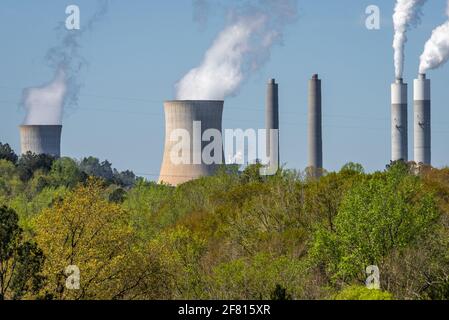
[0,142,448,300]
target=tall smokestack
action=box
[308,74,323,177]
[266,78,279,169]
[391,78,408,162]
[159,100,224,186]
[19,125,62,157]
[414,73,431,165]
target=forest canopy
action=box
[0,142,448,300]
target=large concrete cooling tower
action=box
[158,100,224,186]
[308,74,323,177]
[414,73,431,165]
[266,78,279,169]
[391,78,408,162]
[19,125,62,157]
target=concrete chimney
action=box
[19,125,62,157]
[414,73,431,165]
[391,78,408,162]
[158,100,224,186]
[308,74,323,176]
[266,78,279,170]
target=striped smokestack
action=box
[414,73,431,165]
[266,78,279,169]
[391,78,408,162]
[308,74,323,177]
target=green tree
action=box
[334,285,394,300]
[17,152,55,182]
[0,143,18,164]
[310,163,440,285]
[0,206,45,300]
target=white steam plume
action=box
[393,0,427,79]
[23,68,67,125]
[22,0,110,125]
[176,0,298,100]
[419,1,449,73]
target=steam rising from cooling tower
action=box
[419,0,449,73]
[393,0,427,79]
[21,0,110,125]
[176,0,298,100]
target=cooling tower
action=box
[158,100,224,186]
[308,74,323,177]
[266,78,279,169]
[414,73,431,165]
[19,125,62,157]
[391,78,408,162]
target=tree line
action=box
[0,142,448,300]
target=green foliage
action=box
[1,145,449,300]
[0,206,45,300]
[0,143,18,164]
[311,163,440,284]
[17,152,55,182]
[334,285,394,300]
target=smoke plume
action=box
[393,0,427,79]
[176,0,298,100]
[419,1,449,73]
[22,0,109,125]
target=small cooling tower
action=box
[19,125,62,157]
[158,100,224,186]
[391,78,408,162]
[414,73,431,165]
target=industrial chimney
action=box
[158,100,224,186]
[308,74,323,177]
[19,125,62,157]
[414,73,431,165]
[266,78,279,170]
[391,78,408,162]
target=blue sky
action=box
[0,0,448,179]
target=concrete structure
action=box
[391,78,408,162]
[158,100,224,186]
[414,73,431,165]
[19,125,62,157]
[265,78,279,169]
[308,74,323,176]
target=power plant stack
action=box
[308,74,323,177]
[266,78,279,169]
[414,73,431,165]
[158,100,224,186]
[391,78,408,162]
[19,125,62,157]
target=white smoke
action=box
[419,1,449,73]
[22,0,109,125]
[393,0,428,79]
[176,0,298,100]
[23,68,67,125]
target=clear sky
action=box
[1,0,448,180]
